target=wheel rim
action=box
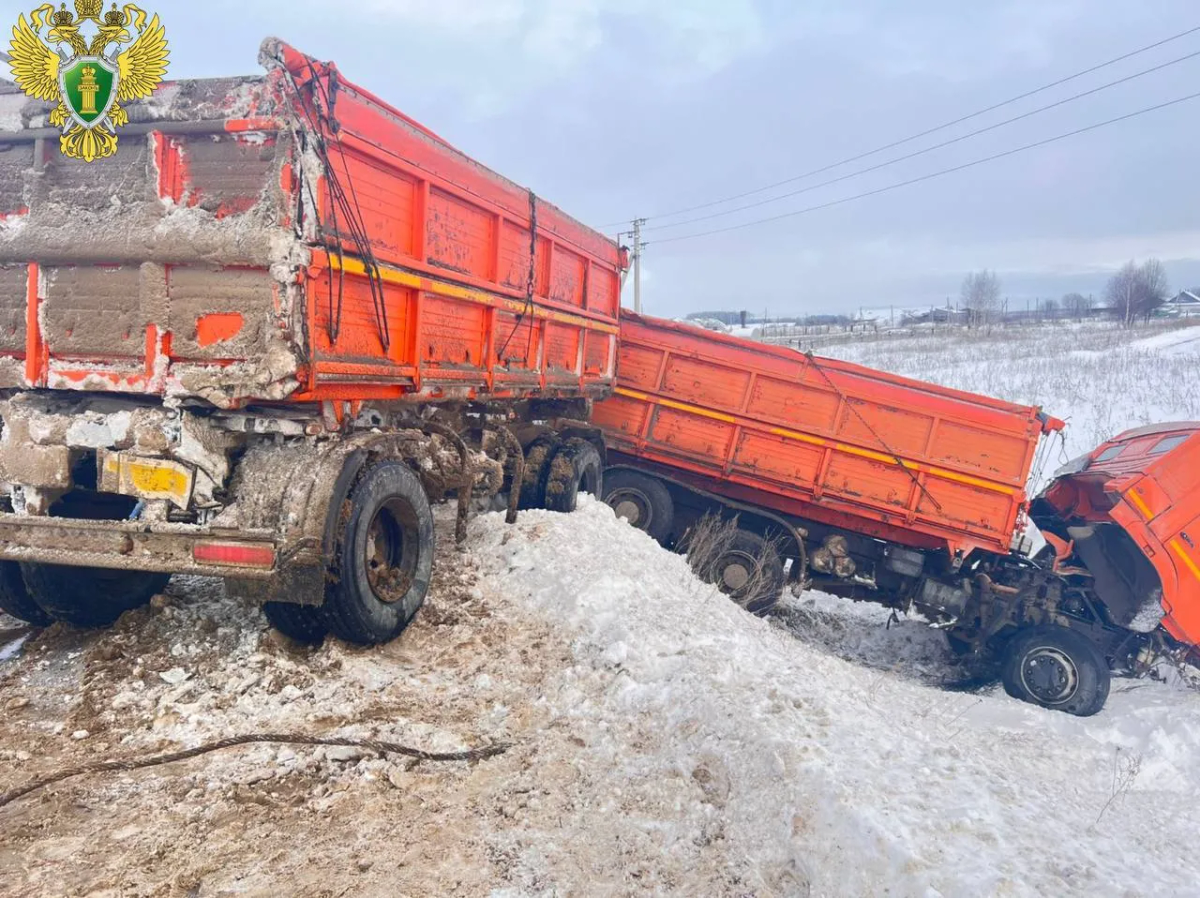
[719,551,756,596]
[608,489,651,529]
[364,498,419,604]
[1020,646,1079,704]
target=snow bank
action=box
[472,498,1200,896]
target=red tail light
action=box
[193,542,275,568]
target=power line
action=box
[643,47,1200,233]
[648,89,1200,247]
[595,23,1200,229]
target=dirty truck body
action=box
[595,314,1195,715]
[0,40,621,643]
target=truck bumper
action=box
[0,513,323,598]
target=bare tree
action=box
[1063,292,1093,321]
[1041,297,1059,319]
[1105,259,1169,326]
[961,270,1002,330]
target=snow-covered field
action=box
[1,320,1198,896]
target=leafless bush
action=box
[679,512,783,610]
[1095,747,1143,826]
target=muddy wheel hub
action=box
[612,495,646,526]
[720,555,753,593]
[365,501,414,604]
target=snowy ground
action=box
[2,499,1198,896]
[1,320,1198,896]
[818,320,1200,488]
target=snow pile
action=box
[3,498,1199,894]
[471,498,1200,896]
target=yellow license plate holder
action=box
[98,452,194,509]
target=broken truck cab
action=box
[1035,423,1200,651]
[0,39,622,642]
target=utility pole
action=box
[632,218,645,314]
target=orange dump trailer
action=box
[596,315,1195,717]
[594,312,1062,560]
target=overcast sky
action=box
[6,0,1200,317]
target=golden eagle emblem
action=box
[7,2,169,161]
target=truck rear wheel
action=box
[0,561,52,626]
[1001,626,1110,716]
[321,461,434,646]
[544,438,603,513]
[518,433,560,510]
[712,530,784,615]
[19,564,170,628]
[603,469,674,542]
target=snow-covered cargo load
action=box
[0,40,619,646]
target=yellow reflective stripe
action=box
[620,389,1015,495]
[1127,488,1154,520]
[326,254,619,335]
[1170,539,1200,581]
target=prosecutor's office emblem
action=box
[7,2,169,161]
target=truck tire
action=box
[0,561,52,626]
[603,469,674,542]
[19,564,170,628]
[262,602,328,645]
[1001,626,1110,716]
[321,461,434,646]
[518,433,560,510]
[711,530,785,615]
[544,438,603,513]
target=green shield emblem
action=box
[60,57,118,128]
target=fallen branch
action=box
[0,733,510,810]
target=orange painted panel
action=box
[583,331,612,377]
[544,322,580,373]
[309,269,414,363]
[195,313,244,347]
[592,392,649,438]
[426,188,494,279]
[746,375,839,433]
[419,296,487,369]
[734,430,824,489]
[661,355,751,412]
[549,246,586,308]
[835,399,933,459]
[615,343,663,391]
[650,406,736,461]
[324,148,416,257]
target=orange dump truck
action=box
[595,314,1198,715]
[0,39,621,644]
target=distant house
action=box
[1159,290,1200,318]
[900,307,969,326]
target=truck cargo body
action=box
[594,313,1062,562]
[0,41,621,409]
[0,40,620,645]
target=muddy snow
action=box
[1,499,1197,896]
